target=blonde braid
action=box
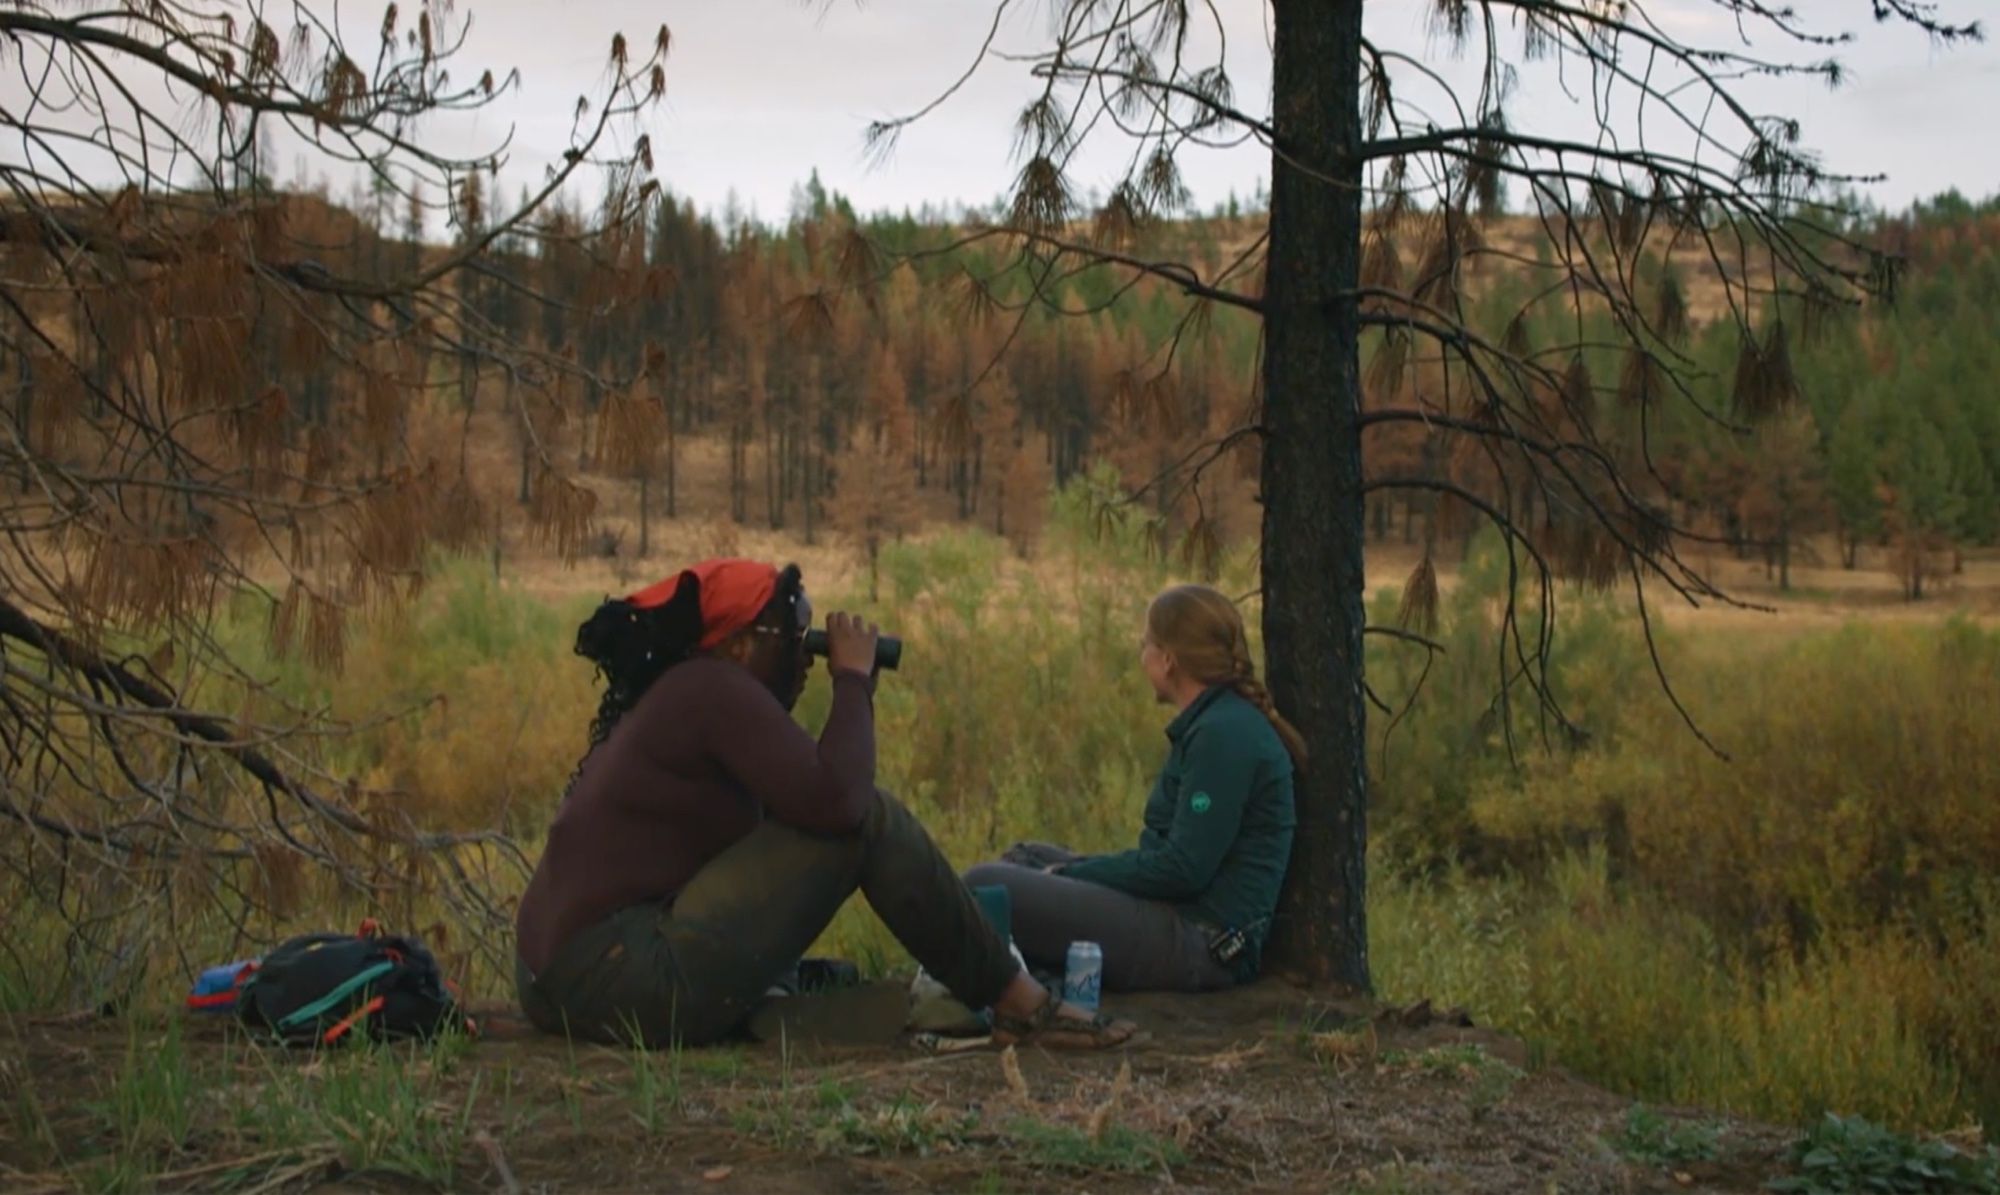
[1223,630,1308,768]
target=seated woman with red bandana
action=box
[512,559,1134,1050]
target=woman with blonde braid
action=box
[964,585,1303,993]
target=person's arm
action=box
[1056,726,1257,901]
[700,661,878,834]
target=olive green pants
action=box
[515,790,1020,1047]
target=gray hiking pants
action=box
[963,843,1236,994]
[515,791,1021,1048]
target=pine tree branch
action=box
[1032,62,1277,141]
[1364,625,1448,654]
[0,593,521,859]
[896,226,1264,312]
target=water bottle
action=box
[1062,941,1104,1012]
[187,959,258,1013]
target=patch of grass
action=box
[76,1018,200,1191]
[557,1035,586,1134]
[1006,1117,1185,1175]
[3,1053,62,1173]
[815,1077,860,1110]
[1466,1058,1523,1122]
[1307,1024,1379,1072]
[815,1091,976,1157]
[1377,1042,1524,1121]
[227,1037,482,1189]
[1344,1162,1432,1195]
[1610,1103,1724,1167]
[625,1038,682,1133]
[1380,1042,1521,1082]
[1768,1113,2000,1194]
[683,1046,747,1081]
[729,1032,804,1148]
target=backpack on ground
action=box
[234,919,475,1047]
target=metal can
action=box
[1062,940,1104,1012]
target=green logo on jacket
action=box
[1189,792,1212,814]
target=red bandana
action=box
[626,559,780,649]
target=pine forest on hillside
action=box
[11,173,1997,612]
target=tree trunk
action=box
[13,349,32,495]
[501,371,523,502]
[727,418,742,522]
[1261,0,1370,993]
[803,442,817,546]
[778,421,792,512]
[735,423,749,524]
[665,390,679,520]
[637,471,650,558]
[1778,516,1791,592]
[765,419,781,530]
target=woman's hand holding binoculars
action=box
[809,613,903,673]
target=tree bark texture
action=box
[1260,0,1371,993]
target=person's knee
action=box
[858,787,935,852]
[856,786,899,835]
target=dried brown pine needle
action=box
[1656,270,1689,344]
[1400,555,1440,636]
[1000,1046,1031,1103]
[1085,1059,1133,1143]
[1011,156,1073,234]
[1620,348,1660,409]
[1361,226,1403,293]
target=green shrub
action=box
[1769,1114,2000,1194]
[1610,1104,1723,1167]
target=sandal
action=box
[991,989,1138,1051]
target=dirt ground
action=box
[2,981,1801,1194]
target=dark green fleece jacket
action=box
[1058,686,1296,976]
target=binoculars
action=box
[803,628,903,672]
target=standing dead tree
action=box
[827,0,1980,990]
[0,1,668,1002]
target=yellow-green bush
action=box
[1372,850,1976,1132]
[208,558,600,834]
[1362,542,2000,1134]
[1610,619,2000,947]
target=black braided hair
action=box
[573,572,706,753]
[569,563,806,761]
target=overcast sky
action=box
[7,1,1996,227]
[433,0,1997,224]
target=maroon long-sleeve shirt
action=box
[515,656,876,975]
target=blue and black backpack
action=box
[189,920,475,1047]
